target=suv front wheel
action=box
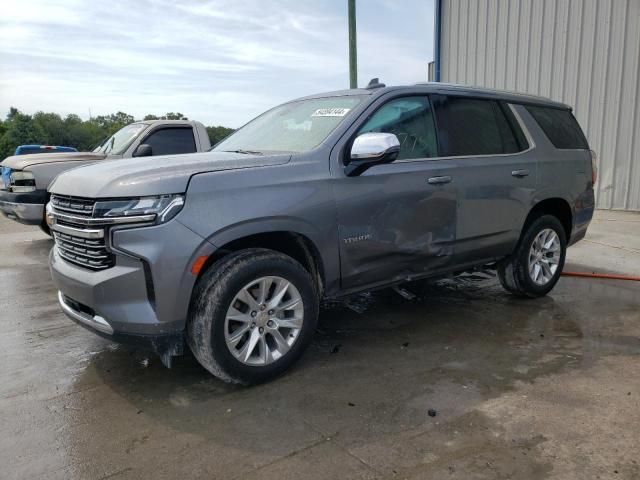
[187,248,319,385]
[498,215,567,297]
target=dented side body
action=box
[47,84,595,362]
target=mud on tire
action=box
[187,248,319,385]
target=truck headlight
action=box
[10,170,36,192]
[93,194,184,224]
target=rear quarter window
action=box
[525,106,589,150]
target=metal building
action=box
[434,0,640,211]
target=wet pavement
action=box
[1,213,639,480]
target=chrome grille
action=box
[53,231,113,270]
[50,195,113,270]
[50,194,96,217]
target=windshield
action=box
[95,123,147,155]
[213,96,364,154]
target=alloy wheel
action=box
[224,276,304,366]
[528,228,561,285]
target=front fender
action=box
[198,216,339,294]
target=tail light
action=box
[590,150,598,185]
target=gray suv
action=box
[47,83,596,384]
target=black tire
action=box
[187,248,319,385]
[39,196,52,236]
[498,215,567,298]
[39,220,51,236]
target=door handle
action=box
[511,169,530,178]
[427,175,452,185]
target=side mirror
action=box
[133,144,153,157]
[345,133,400,176]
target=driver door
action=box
[334,95,458,291]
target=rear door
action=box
[333,94,458,290]
[430,94,536,264]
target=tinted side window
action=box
[432,96,522,156]
[143,128,197,156]
[525,106,589,149]
[357,96,438,160]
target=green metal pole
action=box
[348,0,357,89]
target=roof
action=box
[290,82,570,110]
[136,119,201,126]
[413,82,571,109]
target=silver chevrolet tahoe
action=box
[0,120,210,233]
[47,82,596,384]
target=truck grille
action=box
[53,231,113,270]
[50,195,113,270]
[50,195,96,217]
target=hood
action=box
[48,151,291,198]
[1,151,107,170]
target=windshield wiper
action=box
[219,149,264,155]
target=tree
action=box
[92,112,135,134]
[206,125,234,146]
[0,109,46,158]
[32,112,65,145]
[162,112,187,120]
[144,112,188,120]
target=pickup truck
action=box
[0,120,210,233]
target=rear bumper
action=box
[569,189,596,247]
[0,189,46,225]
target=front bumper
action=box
[0,189,46,225]
[49,216,215,359]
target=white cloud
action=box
[0,0,434,127]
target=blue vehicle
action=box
[14,145,77,155]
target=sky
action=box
[0,0,435,128]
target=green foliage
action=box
[0,108,234,159]
[0,110,46,158]
[206,125,235,146]
[144,112,187,121]
[92,112,135,135]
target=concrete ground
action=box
[1,211,639,480]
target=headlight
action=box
[93,194,184,224]
[10,170,36,193]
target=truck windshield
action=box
[214,96,364,154]
[95,123,147,155]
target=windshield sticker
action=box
[311,108,351,117]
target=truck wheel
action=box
[39,220,51,237]
[187,248,319,385]
[39,198,52,236]
[498,215,567,298]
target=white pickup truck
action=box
[0,119,211,233]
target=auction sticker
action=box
[311,108,351,117]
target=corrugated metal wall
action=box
[440,0,640,210]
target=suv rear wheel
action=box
[498,215,567,297]
[187,248,319,384]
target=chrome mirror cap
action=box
[350,132,400,160]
